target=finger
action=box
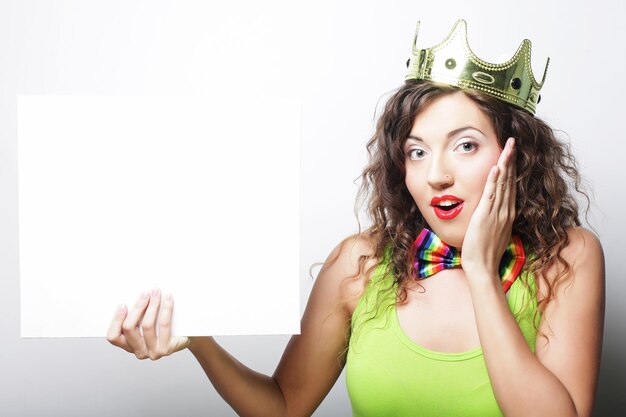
[160,295,191,354]
[106,304,131,352]
[500,138,516,216]
[159,294,191,355]
[494,138,514,211]
[508,139,517,214]
[121,291,151,359]
[158,293,175,355]
[141,288,162,355]
[477,165,500,215]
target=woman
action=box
[107,20,605,417]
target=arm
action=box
[461,138,605,416]
[467,227,604,417]
[107,235,373,417]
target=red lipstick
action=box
[431,195,464,220]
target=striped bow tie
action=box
[411,228,526,293]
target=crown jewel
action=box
[405,19,549,114]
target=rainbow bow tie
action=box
[412,228,526,293]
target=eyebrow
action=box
[406,125,485,142]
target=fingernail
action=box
[141,291,150,300]
[117,304,126,314]
[151,288,160,297]
[166,293,173,302]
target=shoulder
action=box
[536,226,605,318]
[537,227,604,294]
[559,227,604,270]
[561,226,605,296]
[316,232,379,316]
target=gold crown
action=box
[405,19,549,114]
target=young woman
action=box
[107,20,605,417]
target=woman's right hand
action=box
[106,288,191,360]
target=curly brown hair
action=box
[351,80,587,339]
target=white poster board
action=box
[18,95,301,338]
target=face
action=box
[404,91,503,248]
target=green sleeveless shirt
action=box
[346,257,540,417]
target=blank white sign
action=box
[18,95,301,338]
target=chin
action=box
[441,235,463,249]
[426,223,465,249]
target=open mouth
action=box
[430,196,464,220]
[435,202,462,211]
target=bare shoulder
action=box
[316,232,379,316]
[537,226,605,301]
[560,227,604,268]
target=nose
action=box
[427,156,454,190]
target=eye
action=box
[407,148,427,160]
[454,141,477,153]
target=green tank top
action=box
[346,256,540,417]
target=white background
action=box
[1,0,623,415]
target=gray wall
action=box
[1,0,623,415]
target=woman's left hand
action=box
[461,137,517,285]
